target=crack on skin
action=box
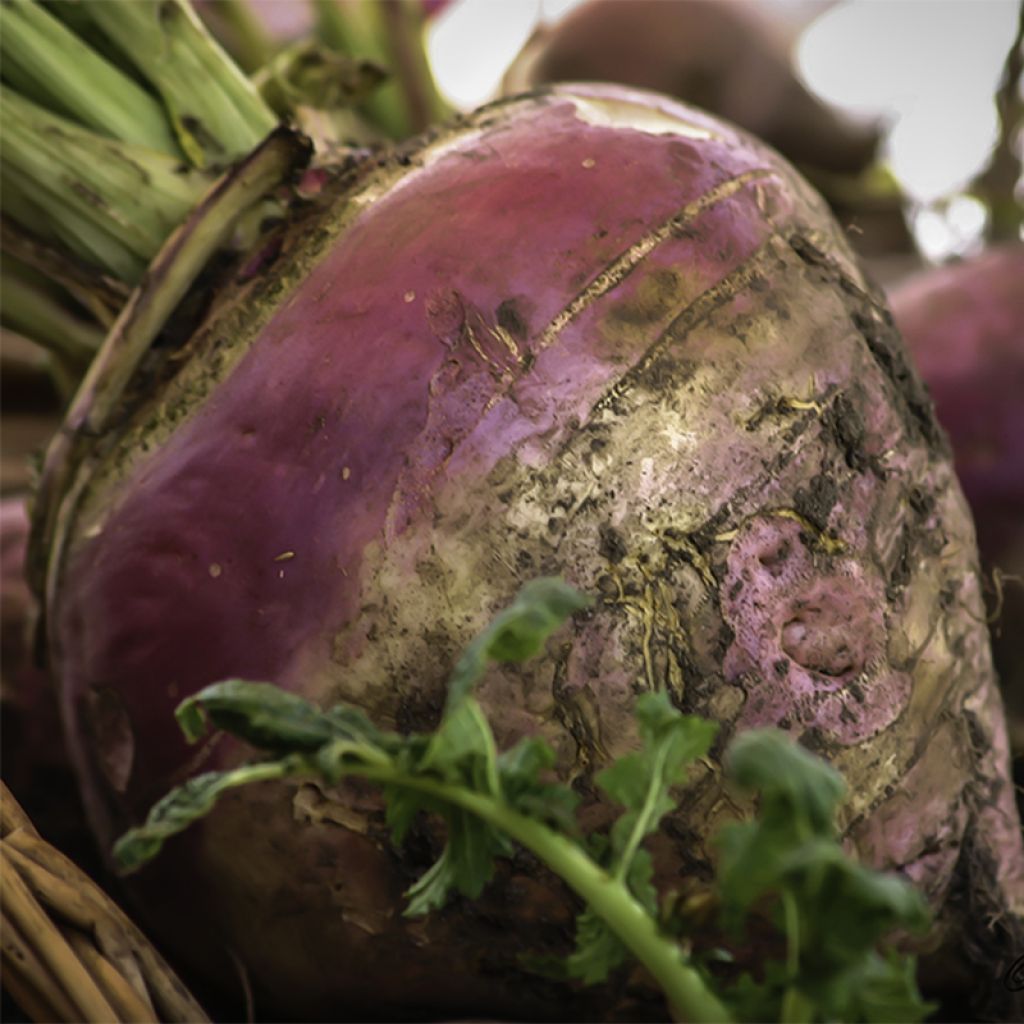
[787,231,945,453]
[602,567,688,702]
[549,643,602,783]
[536,167,779,353]
[660,530,717,590]
[387,175,784,530]
[685,408,829,545]
[587,234,780,423]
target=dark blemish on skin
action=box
[824,392,868,472]
[793,473,838,532]
[585,535,625,578]
[70,181,109,210]
[496,298,529,341]
[85,687,134,794]
[608,268,681,326]
[758,536,792,572]
[908,486,936,520]
[798,729,829,755]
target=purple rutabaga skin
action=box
[890,244,1024,562]
[890,243,1024,790]
[45,86,1023,1019]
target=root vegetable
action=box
[889,245,1024,565]
[890,244,1024,749]
[500,0,919,280]
[34,84,1023,1019]
[502,0,879,178]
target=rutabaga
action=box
[32,84,1024,1020]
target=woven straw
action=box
[0,781,209,1023]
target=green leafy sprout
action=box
[115,578,933,1023]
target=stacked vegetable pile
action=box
[1,2,1021,1021]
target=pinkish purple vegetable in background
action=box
[34,83,1023,1020]
[890,243,1024,746]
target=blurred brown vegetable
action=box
[503,0,880,177]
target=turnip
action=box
[3,5,1021,1019]
[889,244,1024,752]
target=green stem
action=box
[0,0,179,155]
[364,767,733,1024]
[197,0,277,74]
[313,0,449,139]
[0,218,129,328]
[779,890,812,1024]
[0,259,102,368]
[0,88,208,283]
[614,741,670,882]
[377,0,451,133]
[78,0,277,167]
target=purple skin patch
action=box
[722,516,909,745]
[891,244,1024,558]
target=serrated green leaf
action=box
[596,692,716,890]
[719,963,791,1024]
[499,736,581,835]
[324,704,389,746]
[716,818,788,913]
[717,729,932,1023]
[598,693,717,814]
[718,730,847,914]
[566,907,630,984]
[843,951,935,1023]
[726,729,845,837]
[176,680,337,752]
[784,842,930,965]
[445,578,591,708]
[403,809,509,917]
[383,784,436,847]
[403,841,458,917]
[564,694,716,994]
[113,759,300,872]
[625,847,658,916]
[419,698,500,795]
